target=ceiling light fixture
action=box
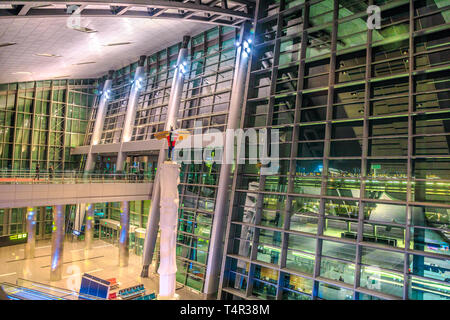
[103,42,133,47]
[12,71,32,75]
[69,26,98,33]
[53,75,71,79]
[0,42,17,48]
[35,53,62,58]
[72,61,96,65]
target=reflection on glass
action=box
[289,197,319,234]
[286,250,315,275]
[320,257,355,285]
[360,266,404,298]
[318,282,353,300]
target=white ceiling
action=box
[0,16,212,84]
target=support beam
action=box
[203,22,252,299]
[17,4,32,15]
[84,70,114,173]
[115,5,130,15]
[73,4,87,15]
[116,55,147,172]
[141,35,190,278]
[73,203,86,234]
[85,203,94,250]
[0,0,253,26]
[119,201,130,267]
[24,207,37,259]
[50,205,65,281]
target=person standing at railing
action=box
[139,167,144,181]
[49,166,54,181]
[34,163,40,181]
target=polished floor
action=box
[0,238,202,300]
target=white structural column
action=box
[203,23,252,299]
[84,70,114,172]
[81,70,114,250]
[116,55,147,172]
[85,203,94,250]
[119,201,130,267]
[73,203,86,234]
[141,35,190,277]
[24,207,37,259]
[50,205,65,281]
[157,161,180,299]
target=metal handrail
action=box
[0,169,154,185]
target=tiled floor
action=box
[0,238,202,300]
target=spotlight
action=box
[235,41,240,47]
[183,61,187,66]
[247,38,252,44]
[243,51,248,58]
[243,41,249,49]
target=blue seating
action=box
[134,292,156,300]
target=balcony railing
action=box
[0,169,154,185]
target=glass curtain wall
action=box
[0,79,97,171]
[219,0,450,300]
[83,26,239,292]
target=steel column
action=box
[24,207,37,259]
[85,70,114,173]
[119,201,130,267]
[50,205,65,281]
[85,203,94,250]
[203,22,252,299]
[141,35,190,277]
[116,55,147,172]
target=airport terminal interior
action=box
[0,0,449,300]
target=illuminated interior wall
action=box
[83,26,239,293]
[0,79,97,171]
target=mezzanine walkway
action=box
[0,170,154,208]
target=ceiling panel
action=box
[0,16,212,83]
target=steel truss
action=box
[0,0,254,27]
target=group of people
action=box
[33,163,54,181]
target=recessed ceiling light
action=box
[53,75,71,79]
[103,42,133,47]
[12,72,32,75]
[0,5,13,9]
[0,42,17,48]
[72,61,96,65]
[35,53,62,58]
[69,26,98,33]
